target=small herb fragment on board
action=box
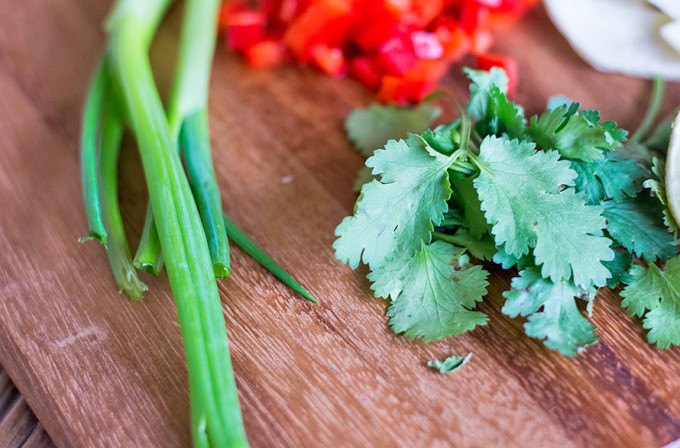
[427,353,473,374]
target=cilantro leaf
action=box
[475,86,526,139]
[581,110,628,145]
[439,207,467,228]
[493,245,534,270]
[473,136,614,287]
[427,353,473,374]
[621,258,680,348]
[603,250,633,289]
[464,67,509,121]
[644,157,680,233]
[450,172,489,238]
[422,120,460,156]
[345,103,441,157]
[334,136,455,269]
[503,268,598,356]
[571,153,644,205]
[451,229,496,261]
[547,95,571,110]
[526,104,626,162]
[369,241,489,342]
[434,229,497,261]
[602,197,676,261]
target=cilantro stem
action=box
[223,214,318,303]
[447,148,477,175]
[80,60,107,245]
[432,232,463,245]
[106,1,247,445]
[630,77,665,145]
[99,97,148,298]
[458,109,472,152]
[470,129,482,151]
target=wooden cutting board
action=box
[1,1,679,447]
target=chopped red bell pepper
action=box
[244,40,287,68]
[311,44,347,77]
[349,56,383,90]
[436,25,471,61]
[283,0,352,61]
[377,75,437,104]
[460,2,490,34]
[410,0,444,26]
[477,53,518,93]
[220,0,534,103]
[411,31,444,60]
[225,11,266,51]
[470,29,493,54]
[378,36,417,76]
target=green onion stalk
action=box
[106,1,247,445]
[134,0,230,279]
[80,0,317,445]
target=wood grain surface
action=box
[0,1,679,447]
[0,369,53,448]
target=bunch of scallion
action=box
[80,1,315,446]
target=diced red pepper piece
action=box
[283,0,352,62]
[244,40,287,68]
[219,2,247,32]
[310,44,346,77]
[377,76,409,104]
[435,25,471,61]
[278,0,299,23]
[384,0,413,16]
[410,0,444,25]
[225,11,266,50]
[494,0,539,14]
[349,56,383,90]
[351,7,415,52]
[460,2,490,33]
[411,31,444,60]
[476,0,502,8]
[260,0,284,16]
[470,29,493,54]
[219,0,535,102]
[404,59,449,83]
[378,36,417,76]
[477,53,518,93]
[377,75,437,104]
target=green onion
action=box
[223,215,318,303]
[81,60,147,297]
[82,0,318,443]
[134,0,230,278]
[99,93,148,298]
[133,208,164,276]
[105,0,247,445]
[182,110,231,278]
[80,60,107,245]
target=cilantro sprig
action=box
[338,68,679,356]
